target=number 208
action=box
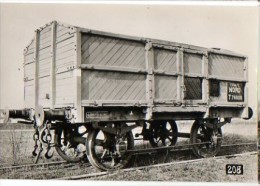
[226,164,243,175]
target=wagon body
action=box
[23,21,249,123]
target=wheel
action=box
[149,120,178,147]
[190,120,222,158]
[86,123,134,171]
[54,125,88,162]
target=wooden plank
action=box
[39,25,51,35]
[56,55,74,65]
[39,31,51,42]
[25,52,35,62]
[56,49,75,61]
[56,41,75,54]
[34,30,40,108]
[56,37,74,50]
[56,46,75,56]
[56,27,70,38]
[56,33,74,44]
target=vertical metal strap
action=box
[177,49,184,104]
[145,41,154,120]
[34,30,40,108]
[50,21,57,109]
[202,53,209,103]
[74,28,82,122]
[243,57,249,118]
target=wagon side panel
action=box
[81,34,147,106]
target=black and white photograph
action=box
[0,1,259,184]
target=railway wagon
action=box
[4,21,253,170]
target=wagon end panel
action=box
[207,52,248,118]
[24,39,35,108]
[24,22,77,109]
[81,34,147,106]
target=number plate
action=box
[86,111,109,119]
[227,82,244,102]
[226,164,243,175]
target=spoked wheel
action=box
[86,123,134,171]
[149,120,178,147]
[54,125,88,162]
[190,120,222,158]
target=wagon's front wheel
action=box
[190,120,222,158]
[54,125,87,162]
[86,124,134,171]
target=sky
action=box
[0,3,258,119]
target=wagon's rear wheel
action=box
[86,123,134,171]
[54,125,87,162]
[149,120,178,147]
[190,120,222,158]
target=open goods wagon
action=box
[3,21,253,170]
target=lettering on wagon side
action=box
[227,82,244,102]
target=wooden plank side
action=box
[183,52,203,74]
[24,53,35,64]
[81,34,146,69]
[55,71,74,105]
[81,70,146,101]
[24,63,35,80]
[154,48,177,73]
[38,76,51,107]
[24,80,34,108]
[154,75,178,100]
[208,53,245,79]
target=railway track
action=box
[0,142,256,179]
[1,142,255,171]
[57,151,257,180]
